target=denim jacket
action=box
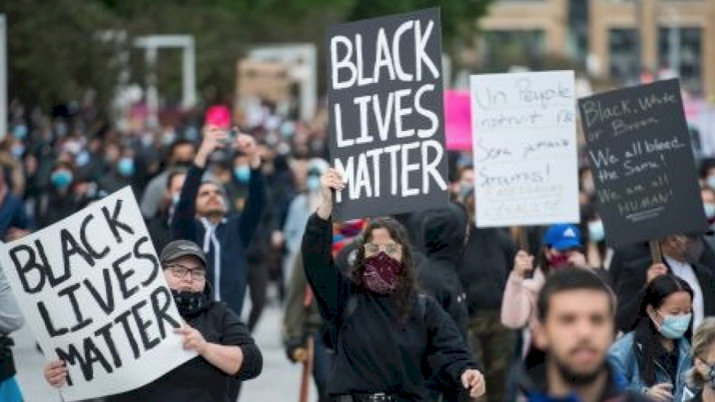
[608,332,692,402]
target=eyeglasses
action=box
[165,264,206,280]
[364,243,401,257]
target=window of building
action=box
[479,30,547,71]
[609,28,640,84]
[658,26,702,94]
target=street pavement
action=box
[13,304,313,402]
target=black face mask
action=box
[174,160,193,168]
[171,289,207,317]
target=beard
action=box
[552,354,606,387]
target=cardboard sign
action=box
[445,90,472,151]
[0,187,195,401]
[578,79,707,247]
[327,8,449,221]
[470,71,579,227]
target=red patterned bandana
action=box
[362,252,405,294]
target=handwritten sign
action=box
[0,187,194,401]
[578,79,707,247]
[327,8,449,221]
[470,71,579,227]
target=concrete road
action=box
[13,305,314,402]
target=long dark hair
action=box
[351,217,419,323]
[635,274,694,385]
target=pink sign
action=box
[445,91,472,150]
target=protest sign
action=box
[578,79,707,247]
[0,187,195,401]
[327,7,448,221]
[445,90,472,151]
[470,71,579,227]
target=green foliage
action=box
[1,0,494,113]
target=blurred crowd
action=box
[5,93,715,402]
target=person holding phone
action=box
[301,169,485,402]
[609,275,694,402]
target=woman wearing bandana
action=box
[301,169,484,402]
[686,318,715,401]
[43,240,263,402]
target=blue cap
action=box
[544,224,582,251]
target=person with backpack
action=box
[301,168,484,402]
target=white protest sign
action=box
[470,71,579,227]
[0,187,195,401]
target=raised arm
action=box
[501,251,539,329]
[302,169,351,324]
[233,133,266,246]
[171,126,228,240]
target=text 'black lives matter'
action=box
[578,79,707,247]
[327,7,449,220]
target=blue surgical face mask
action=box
[51,170,73,190]
[707,176,715,191]
[307,175,321,192]
[588,220,605,243]
[172,193,181,205]
[11,145,24,159]
[13,125,27,139]
[705,203,715,220]
[117,157,135,177]
[234,165,251,184]
[656,311,692,339]
[55,123,68,137]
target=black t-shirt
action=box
[106,301,261,402]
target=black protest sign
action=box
[0,187,194,401]
[578,79,707,247]
[327,7,449,221]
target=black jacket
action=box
[107,301,262,402]
[615,256,715,333]
[417,204,469,340]
[515,362,650,402]
[302,213,479,401]
[459,227,517,314]
[35,189,87,229]
[171,163,266,315]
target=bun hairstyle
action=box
[689,318,715,389]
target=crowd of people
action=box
[2,94,715,402]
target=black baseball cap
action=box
[160,240,207,267]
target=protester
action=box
[515,268,645,402]
[686,318,715,402]
[0,262,25,402]
[0,167,33,241]
[283,157,328,283]
[34,160,85,228]
[459,190,518,402]
[615,234,715,334]
[501,224,593,332]
[141,139,197,219]
[609,274,694,401]
[283,254,331,402]
[43,240,263,402]
[301,168,485,401]
[147,168,187,253]
[171,125,265,317]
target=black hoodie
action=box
[417,204,469,341]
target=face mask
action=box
[588,220,606,242]
[705,203,715,220]
[184,127,199,142]
[459,183,474,200]
[685,238,704,263]
[362,252,405,295]
[13,125,27,139]
[117,158,135,177]
[655,312,691,339]
[175,160,193,168]
[172,193,181,205]
[171,289,207,317]
[706,362,715,390]
[75,151,90,167]
[51,170,73,190]
[55,123,68,138]
[307,175,321,192]
[11,145,24,159]
[707,176,715,191]
[548,253,571,270]
[234,165,251,184]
